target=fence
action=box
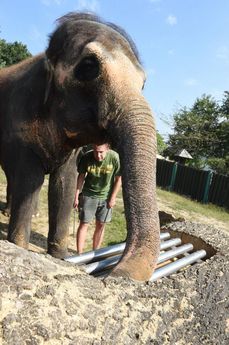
[156,159,229,209]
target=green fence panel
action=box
[168,163,177,191]
[202,171,213,203]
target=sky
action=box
[0,0,229,139]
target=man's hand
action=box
[107,196,116,209]
[107,176,121,208]
[73,197,79,209]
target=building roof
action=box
[175,149,193,159]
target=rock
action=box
[159,211,185,226]
[0,222,228,345]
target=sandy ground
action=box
[1,221,228,345]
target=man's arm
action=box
[73,173,86,209]
[107,176,122,208]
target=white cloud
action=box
[41,0,64,6]
[149,0,162,12]
[146,68,156,76]
[168,49,174,55]
[166,14,177,26]
[210,89,224,101]
[216,45,229,62]
[29,26,43,41]
[28,26,46,54]
[184,78,198,86]
[75,0,100,12]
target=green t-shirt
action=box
[78,150,121,199]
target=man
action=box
[73,143,121,254]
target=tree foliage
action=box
[156,131,167,155]
[0,38,31,68]
[166,93,229,175]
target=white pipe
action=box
[160,238,181,251]
[64,232,171,264]
[158,243,193,264]
[150,250,206,281]
[85,243,193,274]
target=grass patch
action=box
[103,195,126,246]
[157,187,229,229]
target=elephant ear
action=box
[44,57,54,105]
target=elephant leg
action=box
[32,192,40,217]
[48,151,77,258]
[7,148,45,249]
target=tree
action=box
[166,94,229,175]
[207,91,229,174]
[221,91,229,119]
[0,38,31,68]
[156,131,167,155]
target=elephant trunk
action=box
[108,99,160,281]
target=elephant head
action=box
[43,13,160,281]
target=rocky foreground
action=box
[0,222,228,345]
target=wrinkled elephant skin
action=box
[0,13,160,281]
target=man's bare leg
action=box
[76,222,89,254]
[93,221,106,250]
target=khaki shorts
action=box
[79,194,112,223]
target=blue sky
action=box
[0,0,228,139]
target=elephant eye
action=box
[74,56,100,81]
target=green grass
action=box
[157,187,229,229]
[103,195,126,246]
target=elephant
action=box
[0,182,39,217]
[0,12,160,281]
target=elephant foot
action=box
[8,234,29,250]
[109,254,157,281]
[48,242,68,259]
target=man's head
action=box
[93,143,110,161]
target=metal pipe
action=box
[158,232,171,241]
[95,249,206,279]
[85,255,121,274]
[160,238,181,251]
[158,243,193,264]
[150,250,206,281]
[85,243,193,275]
[65,242,125,265]
[64,232,171,264]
